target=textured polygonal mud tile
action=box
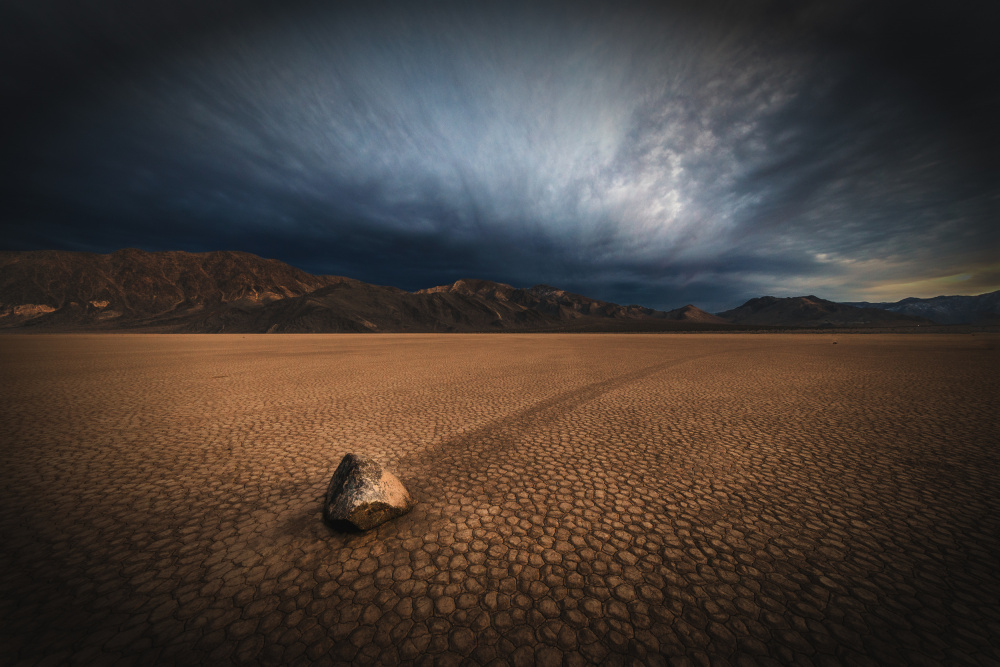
[329,640,359,663]
[205,638,236,662]
[443,626,474,654]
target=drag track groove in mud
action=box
[1,333,998,665]
[400,352,718,478]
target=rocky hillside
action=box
[0,249,351,328]
[661,304,730,324]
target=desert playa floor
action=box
[1,333,998,665]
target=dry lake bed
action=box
[1,333,998,666]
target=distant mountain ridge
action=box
[417,279,726,323]
[843,291,1000,325]
[0,249,734,333]
[0,249,986,332]
[715,295,934,328]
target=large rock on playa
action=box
[323,454,415,531]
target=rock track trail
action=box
[1,333,998,665]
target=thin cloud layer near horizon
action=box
[2,0,998,312]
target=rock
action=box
[323,454,415,531]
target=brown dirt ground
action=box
[1,333,998,665]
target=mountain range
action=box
[843,292,1000,326]
[1,249,993,332]
[0,249,730,332]
[715,295,935,328]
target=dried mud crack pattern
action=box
[1,333,998,665]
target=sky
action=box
[2,0,998,312]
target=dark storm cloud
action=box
[2,0,997,311]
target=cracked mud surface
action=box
[1,333,998,665]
